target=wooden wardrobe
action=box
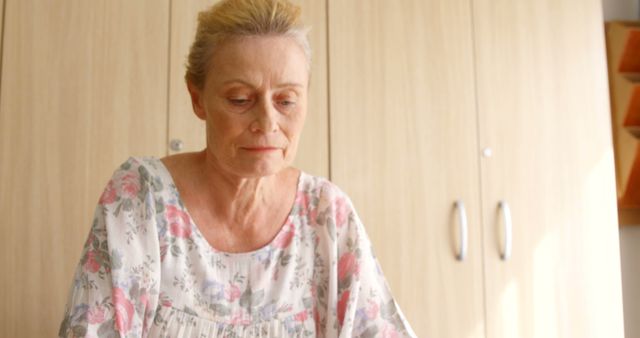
[330,0,624,337]
[0,0,624,337]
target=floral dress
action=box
[59,156,416,338]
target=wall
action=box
[602,0,640,336]
[620,228,640,338]
[603,0,639,19]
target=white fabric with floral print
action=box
[59,157,416,338]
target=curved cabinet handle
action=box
[498,200,512,261]
[454,200,468,261]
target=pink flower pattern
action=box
[366,299,380,319]
[272,221,295,249]
[112,287,134,334]
[83,250,100,274]
[382,323,402,338]
[86,306,105,325]
[119,172,140,199]
[296,191,318,226]
[224,283,242,302]
[335,196,349,228]
[294,310,308,322]
[98,180,117,205]
[338,252,359,282]
[337,290,350,326]
[59,157,415,337]
[167,205,191,238]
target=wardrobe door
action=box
[472,0,625,337]
[329,1,484,337]
[0,1,169,336]
[166,0,211,156]
[0,0,3,58]
[168,0,329,177]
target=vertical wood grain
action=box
[166,0,212,157]
[473,0,625,336]
[329,1,485,337]
[0,1,169,336]
[0,0,4,77]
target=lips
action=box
[241,146,281,152]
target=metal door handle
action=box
[454,200,468,261]
[498,200,512,260]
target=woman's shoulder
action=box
[109,155,165,178]
[297,170,349,201]
[97,155,171,206]
[298,170,350,206]
[296,170,356,227]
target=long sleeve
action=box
[59,159,162,338]
[334,195,416,338]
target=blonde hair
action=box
[185,0,311,89]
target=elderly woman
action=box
[59,0,415,337]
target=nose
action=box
[250,97,279,134]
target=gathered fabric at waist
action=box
[148,305,314,338]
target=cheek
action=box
[207,106,246,135]
[287,102,308,133]
[205,111,251,153]
[282,113,306,142]
[294,108,308,135]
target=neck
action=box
[195,149,288,229]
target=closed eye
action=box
[228,98,252,106]
[275,92,298,109]
[278,100,296,107]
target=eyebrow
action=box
[221,79,304,89]
[275,82,305,89]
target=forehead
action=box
[206,35,309,88]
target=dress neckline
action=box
[147,156,304,258]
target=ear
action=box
[187,80,206,121]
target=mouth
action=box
[240,146,281,152]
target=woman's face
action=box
[188,35,309,178]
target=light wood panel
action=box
[472,0,625,337]
[294,0,329,177]
[168,0,329,177]
[329,1,485,337]
[0,0,4,64]
[166,0,211,157]
[0,0,169,336]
